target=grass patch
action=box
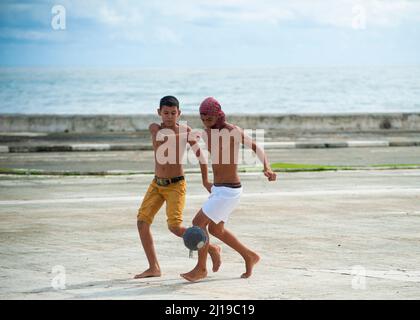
[0,168,152,176]
[371,164,420,167]
[1,163,420,176]
[272,163,340,169]
[271,163,420,172]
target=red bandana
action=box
[199,97,226,129]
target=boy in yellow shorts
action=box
[135,96,221,278]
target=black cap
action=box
[159,96,179,108]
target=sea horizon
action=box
[1,65,420,115]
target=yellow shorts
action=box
[137,179,186,227]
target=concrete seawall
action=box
[1,113,419,133]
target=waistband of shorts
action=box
[154,175,185,186]
[213,182,242,188]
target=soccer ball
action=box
[183,226,208,251]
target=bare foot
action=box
[241,252,260,279]
[180,267,208,282]
[208,245,222,272]
[134,268,161,279]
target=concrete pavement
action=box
[1,128,420,299]
[1,130,420,153]
[1,147,420,173]
[0,170,419,299]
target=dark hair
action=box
[159,96,179,108]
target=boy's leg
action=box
[208,221,260,278]
[169,223,221,273]
[180,209,212,282]
[168,224,186,237]
[135,182,165,279]
[165,182,222,272]
[135,221,162,278]
[208,243,222,272]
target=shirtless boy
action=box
[181,97,277,282]
[135,96,221,279]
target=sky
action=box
[0,0,419,67]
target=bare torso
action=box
[151,124,188,178]
[205,123,241,184]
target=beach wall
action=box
[1,113,419,133]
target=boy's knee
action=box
[137,220,150,232]
[192,216,200,226]
[192,215,208,228]
[192,210,211,228]
[168,225,184,237]
[208,223,223,237]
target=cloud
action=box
[155,27,181,45]
[74,0,162,25]
[0,27,57,41]
[2,0,420,43]
[1,0,419,66]
[146,0,420,28]
[290,0,420,29]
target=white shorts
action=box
[202,185,242,224]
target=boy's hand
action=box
[149,123,160,134]
[203,181,213,193]
[264,168,277,181]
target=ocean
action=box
[1,66,419,115]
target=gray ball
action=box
[183,226,208,251]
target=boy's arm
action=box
[149,123,160,133]
[239,127,277,181]
[149,123,161,144]
[187,128,212,193]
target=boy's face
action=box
[200,113,218,128]
[158,105,180,126]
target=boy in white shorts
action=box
[181,97,277,282]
